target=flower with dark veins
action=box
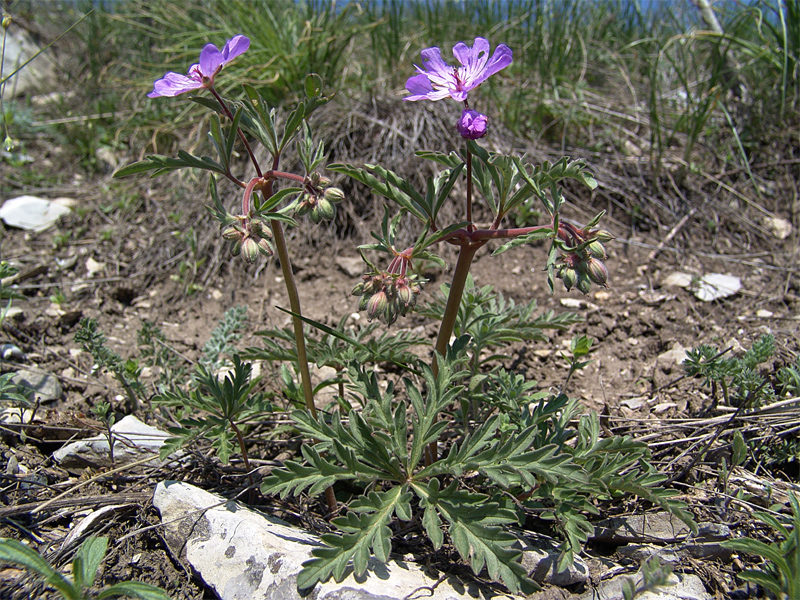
[148,35,250,98]
[404,37,512,103]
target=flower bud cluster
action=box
[294,172,345,224]
[555,227,613,294]
[223,216,273,264]
[351,272,423,326]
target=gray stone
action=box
[336,256,364,278]
[153,481,480,600]
[518,534,589,586]
[11,368,62,402]
[1,343,25,361]
[53,415,172,471]
[0,28,58,97]
[592,513,693,544]
[0,195,74,232]
[578,572,710,600]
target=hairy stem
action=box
[271,221,317,421]
[426,243,481,466]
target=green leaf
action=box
[96,581,172,600]
[297,486,409,589]
[0,538,78,599]
[414,481,536,594]
[73,536,108,590]
[491,228,553,256]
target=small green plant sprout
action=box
[723,493,800,600]
[75,318,144,413]
[560,334,596,394]
[621,555,674,600]
[199,305,248,371]
[0,372,33,428]
[91,400,117,470]
[50,288,68,305]
[683,334,777,408]
[137,320,188,395]
[155,356,272,488]
[0,535,170,600]
[777,354,800,397]
[0,261,24,326]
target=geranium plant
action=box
[115,34,694,594]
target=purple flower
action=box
[405,37,512,103]
[148,35,250,98]
[457,109,488,139]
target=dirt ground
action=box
[1,98,799,599]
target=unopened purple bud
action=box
[457,109,488,140]
[242,236,259,264]
[586,257,608,287]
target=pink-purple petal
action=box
[147,72,204,98]
[222,35,250,63]
[198,43,224,77]
[419,47,451,78]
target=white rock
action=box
[657,344,688,367]
[756,309,773,318]
[693,274,741,302]
[579,572,710,600]
[53,415,173,471]
[560,298,598,310]
[85,257,106,277]
[761,216,792,240]
[0,196,74,231]
[661,272,693,288]
[153,481,479,600]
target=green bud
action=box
[397,284,413,307]
[309,207,322,223]
[222,225,242,241]
[323,187,345,204]
[587,240,606,260]
[242,237,259,264]
[591,229,615,243]
[351,282,365,296]
[577,273,592,295]
[295,201,310,217]
[2,15,11,29]
[250,219,264,237]
[560,267,577,291]
[358,294,370,311]
[367,291,388,321]
[586,257,608,287]
[317,175,331,189]
[257,238,273,257]
[230,239,242,257]
[316,197,335,221]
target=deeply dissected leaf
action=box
[297,486,410,589]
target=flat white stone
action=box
[693,274,741,302]
[661,272,693,288]
[0,196,74,231]
[760,216,792,240]
[153,481,477,600]
[53,415,172,470]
